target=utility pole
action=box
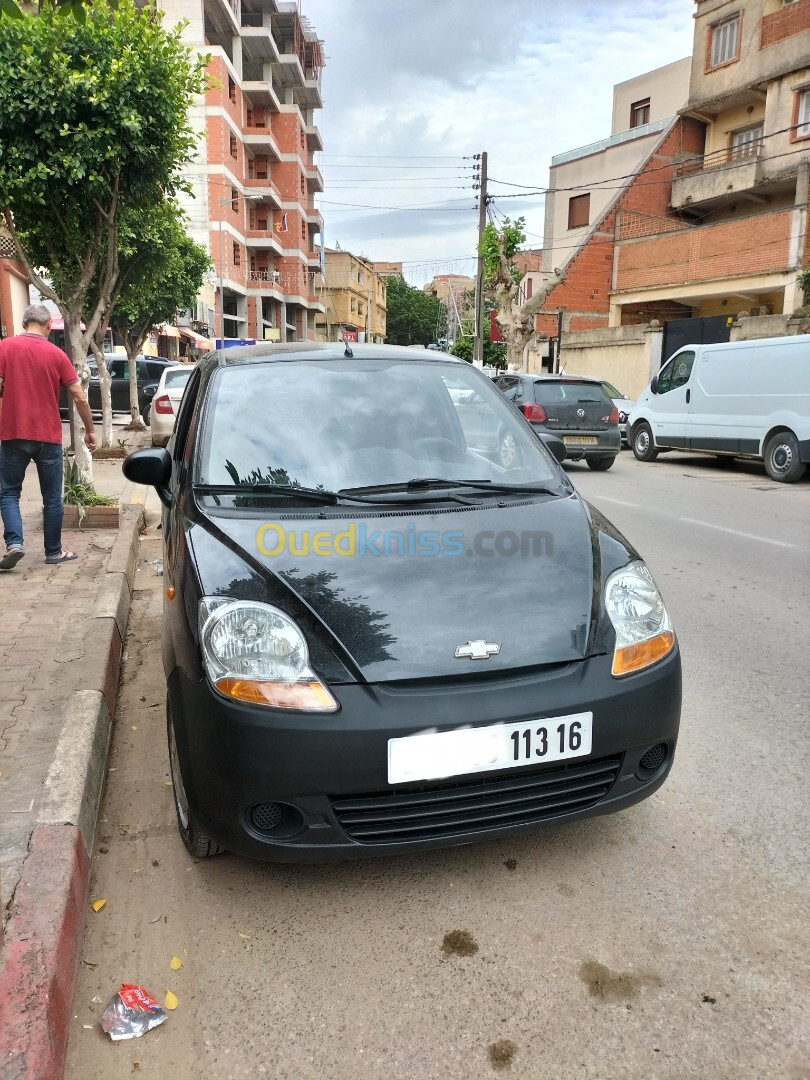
[555,308,564,373]
[473,151,488,369]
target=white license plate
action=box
[388,713,593,784]
[562,435,597,445]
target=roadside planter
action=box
[62,453,120,529]
[123,343,682,864]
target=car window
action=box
[534,381,609,405]
[198,360,560,492]
[109,359,125,379]
[658,351,695,394]
[163,367,193,390]
[497,377,521,400]
[601,381,623,399]
[174,367,202,464]
[147,361,170,380]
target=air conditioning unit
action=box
[750,305,771,317]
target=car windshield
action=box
[600,381,623,399]
[197,358,561,493]
[534,381,610,404]
[164,367,193,390]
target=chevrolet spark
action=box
[123,343,681,861]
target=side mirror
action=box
[123,448,172,508]
[650,375,659,395]
[143,386,156,397]
[535,431,567,464]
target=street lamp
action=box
[218,192,262,351]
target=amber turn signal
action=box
[166,586,176,600]
[215,677,337,711]
[612,631,675,677]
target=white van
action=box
[628,335,810,483]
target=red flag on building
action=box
[274,213,288,234]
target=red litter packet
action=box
[100,984,168,1041]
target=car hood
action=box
[189,494,611,683]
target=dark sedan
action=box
[60,355,182,423]
[123,343,681,863]
[495,374,621,470]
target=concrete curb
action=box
[0,504,145,1080]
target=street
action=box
[65,451,810,1080]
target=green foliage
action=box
[798,267,810,302]
[62,453,116,505]
[0,0,208,340]
[384,274,442,346]
[110,201,211,352]
[480,217,527,287]
[451,322,506,366]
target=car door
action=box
[649,350,696,448]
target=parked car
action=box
[628,334,810,482]
[595,380,635,443]
[149,364,195,447]
[495,374,621,470]
[59,355,182,423]
[123,343,681,863]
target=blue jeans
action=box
[0,440,64,557]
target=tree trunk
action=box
[88,339,114,448]
[64,319,93,483]
[125,339,146,430]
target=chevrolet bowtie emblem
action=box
[454,640,501,660]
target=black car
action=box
[495,374,621,470]
[123,343,681,863]
[60,355,181,423]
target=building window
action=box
[730,123,763,160]
[229,133,238,159]
[301,220,306,240]
[228,76,236,104]
[301,175,305,195]
[567,193,590,230]
[231,186,238,212]
[232,242,241,267]
[710,14,740,68]
[795,88,810,139]
[630,98,650,128]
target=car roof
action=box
[198,342,466,373]
[512,373,602,385]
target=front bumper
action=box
[167,646,681,862]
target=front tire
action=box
[632,422,659,462]
[141,403,151,426]
[168,701,224,858]
[587,456,616,471]
[763,431,806,484]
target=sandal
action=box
[0,547,25,570]
[45,550,79,565]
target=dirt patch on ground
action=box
[441,930,478,957]
[579,960,662,1003]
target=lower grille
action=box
[332,756,622,845]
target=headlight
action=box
[604,561,675,677]
[198,598,338,711]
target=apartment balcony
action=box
[305,164,323,192]
[242,179,282,207]
[245,229,283,253]
[296,75,323,111]
[203,0,240,38]
[243,127,281,159]
[304,123,323,152]
[302,207,323,229]
[614,206,793,293]
[241,80,282,112]
[671,144,767,211]
[240,26,280,65]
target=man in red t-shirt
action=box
[0,304,97,570]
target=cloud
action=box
[304,0,695,283]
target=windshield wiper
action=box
[340,478,559,497]
[194,483,342,505]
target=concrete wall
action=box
[612,58,691,134]
[730,312,810,339]
[556,325,661,399]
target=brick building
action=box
[536,0,810,343]
[160,0,325,345]
[317,249,387,343]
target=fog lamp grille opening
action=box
[250,802,283,833]
[639,744,666,772]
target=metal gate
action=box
[661,315,732,366]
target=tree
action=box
[105,202,211,429]
[480,216,566,371]
[451,317,506,367]
[0,0,207,472]
[384,275,441,346]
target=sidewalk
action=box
[0,427,160,1080]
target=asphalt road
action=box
[65,451,810,1080]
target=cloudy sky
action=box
[303,0,695,286]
